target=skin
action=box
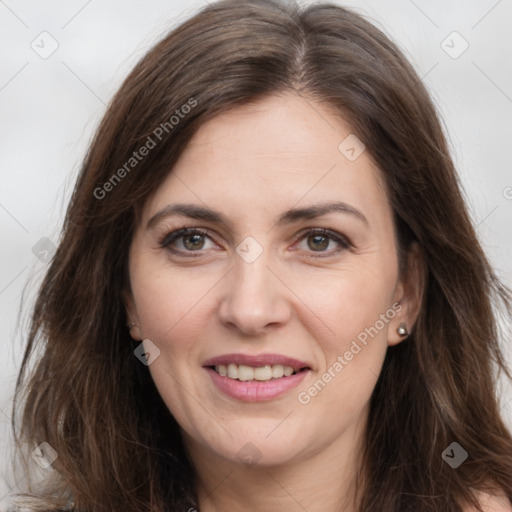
[124,92,424,512]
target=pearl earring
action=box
[397,323,408,337]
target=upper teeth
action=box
[215,363,296,381]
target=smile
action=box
[203,353,312,401]
[212,363,304,381]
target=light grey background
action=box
[1,0,511,508]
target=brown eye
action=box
[182,233,206,250]
[307,234,330,251]
[160,228,214,255]
[297,228,352,257]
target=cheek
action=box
[336,276,395,345]
[292,260,397,410]
[130,253,216,333]
[291,260,397,351]
[129,263,218,423]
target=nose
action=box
[217,251,292,336]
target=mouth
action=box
[208,363,309,381]
[202,353,312,402]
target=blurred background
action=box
[1,0,511,508]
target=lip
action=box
[202,353,311,371]
[203,353,312,402]
[205,367,310,402]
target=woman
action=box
[11,0,512,511]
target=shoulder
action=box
[462,490,512,512]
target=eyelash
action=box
[159,227,352,258]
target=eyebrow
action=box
[146,200,369,231]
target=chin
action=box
[205,430,308,468]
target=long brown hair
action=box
[12,0,512,510]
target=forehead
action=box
[142,93,391,231]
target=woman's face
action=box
[125,92,419,468]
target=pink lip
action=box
[205,367,310,402]
[202,353,310,371]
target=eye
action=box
[160,228,216,255]
[159,227,352,257]
[295,228,352,257]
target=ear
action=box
[388,242,425,346]
[121,286,142,341]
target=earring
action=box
[397,323,408,337]
[127,322,137,328]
